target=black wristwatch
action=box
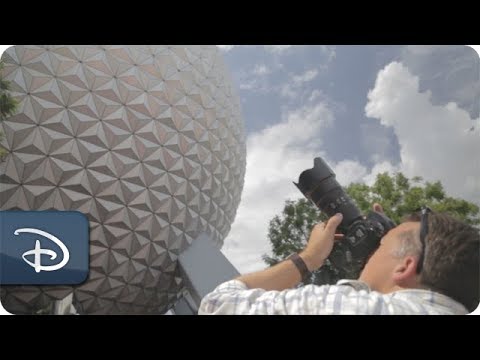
[287,253,312,282]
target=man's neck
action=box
[385,283,424,294]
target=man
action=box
[198,204,479,315]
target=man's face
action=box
[358,221,420,293]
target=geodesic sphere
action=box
[0,45,246,314]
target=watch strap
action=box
[288,253,311,282]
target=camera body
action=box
[295,157,396,279]
[327,210,396,279]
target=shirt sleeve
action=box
[198,279,387,315]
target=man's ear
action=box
[392,256,418,285]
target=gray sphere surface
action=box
[0,45,246,314]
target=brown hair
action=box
[403,212,480,312]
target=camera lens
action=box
[294,157,362,232]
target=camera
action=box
[294,157,396,279]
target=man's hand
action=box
[300,203,384,272]
[373,202,384,214]
[234,213,342,291]
[300,213,343,272]
[333,203,385,240]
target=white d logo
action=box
[16,228,70,273]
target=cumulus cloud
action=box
[221,96,381,274]
[279,83,297,99]
[365,61,480,203]
[279,69,320,100]
[237,61,283,93]
[400,45,479,119]
[240,66,319,97]
[293,69,319,85]
[253,64,271,76]
[235,47,334,99]
[217,45,297,54]
[239,80,257,90]
[308,89,323,102]
[320,45,337,62]
[362,161,399,186]
[264,45,292,53]
[266,45,335,56]
[404,45,447,55]
[223,60,480,275]
[334,160,368,185]
[221,101,335,273]
[217,45,236,51]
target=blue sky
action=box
[217,45,480,274]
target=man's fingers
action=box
[325,213,343,234]
[373,203,384,214]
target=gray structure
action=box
[175,233,240,314]
[0,45,246,314]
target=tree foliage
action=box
[346,172,479,226]
[264,172,479,285]
[0,58,18,159]
[263,198,322,267]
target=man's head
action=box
[359,210,480,312]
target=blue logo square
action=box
[0,211,89,285]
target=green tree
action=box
[263,172,480,285]
[263,198,323,267]
[346,172,479,226]
[0,58,18,159]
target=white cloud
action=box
[242,64,316,95]
[334,160,368,186]
[266,45,333,57]
[365,61,480,203]
[239,79,257,90]
[279,83,297,99]
[293,69,319,85]
[404,45,447,55]
[271,47,335,100]
[217,45,235,51]
[221,97,386,274]
[279,69,320,100]
[253,64,271,76]
[309,89,323,102]
[331,159,397,190]
[221,101,335,273]
[237,62,281,93]
[222,60,480,276]
[264,45,292,53]
[362,161,399,186]
[320,45,337,62]
[400,45,479,120]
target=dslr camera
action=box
[295,157,396,279]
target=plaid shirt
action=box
[198,279,468,315]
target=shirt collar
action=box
[336,279,468,314]
[336,279,371,291]
[392,288,468,314]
